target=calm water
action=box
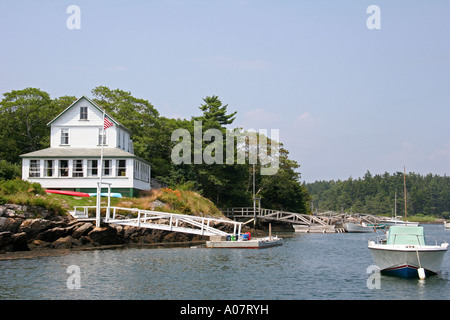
[1,224,450,300]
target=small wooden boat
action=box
[45,189,90,197]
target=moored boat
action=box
[368,225,448,278]
[344,222,375,233]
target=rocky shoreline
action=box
[0,204,232,259]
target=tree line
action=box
[306,171,450,218]
[0,87,310,213]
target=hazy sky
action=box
[1,0,449,182]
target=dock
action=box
[206,234,282,249]
[223,207,384,234]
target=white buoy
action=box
[418,267,426,280]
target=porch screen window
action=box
[59,160,69,177]
[29,160,40,177]
[44,160,53,177]
[87,160,98,176]
[117,160,126,176]
[103,160,112,176]
[73,160,83,177]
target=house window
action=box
[29,160,40,177]
[61,129,69,145]
[103,160,112,176]
[80,106,88,120]
[87,160,98,177]
[98,129,106,145]
[59,160,69,177]
[117,159,126,176]
[44,160,53,177]
[73,160,84,177]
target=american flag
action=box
[104,116,114,130]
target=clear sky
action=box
[1,0,449,182]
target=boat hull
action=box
[368,244,447,277]
[344,223,374,233]
[45,189,90,197]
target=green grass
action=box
[0,179,224,218]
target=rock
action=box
[52,236,73,249]
[18,218,54,239]
[10,232,29,251]
[37,227,70,242]
[29,239,52,250]
[87,227,121,245]
[72,222,93,238]
[0,231,29,252]
[0,231,12,252]
[0,217,23,233]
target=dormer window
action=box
[80,106,88,120]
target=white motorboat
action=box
[368,167,447,278]
[368,225,448,278]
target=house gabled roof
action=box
[47,95,131,133]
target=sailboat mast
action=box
[403,166,407,225]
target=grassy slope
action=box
[42,188,225,218]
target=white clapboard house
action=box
[20,96,151,197]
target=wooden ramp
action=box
[71,206,242,237]
[223,207,340,232]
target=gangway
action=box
[71,206,242,237]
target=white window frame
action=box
[59,160,69,177]
[103,160,112,177]
[72,159,84,177]
[44,160,54,177]
[29,160,41,177]
[98,128,107,146]
[80,106,88,120]
[87,160,98,177]
[61,128,69,145]
[116,159,127,177]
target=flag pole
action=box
[96,109,106,227]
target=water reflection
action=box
[1,224,449,299]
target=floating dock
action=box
[293,224,338,233]
[206,236,282,249]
